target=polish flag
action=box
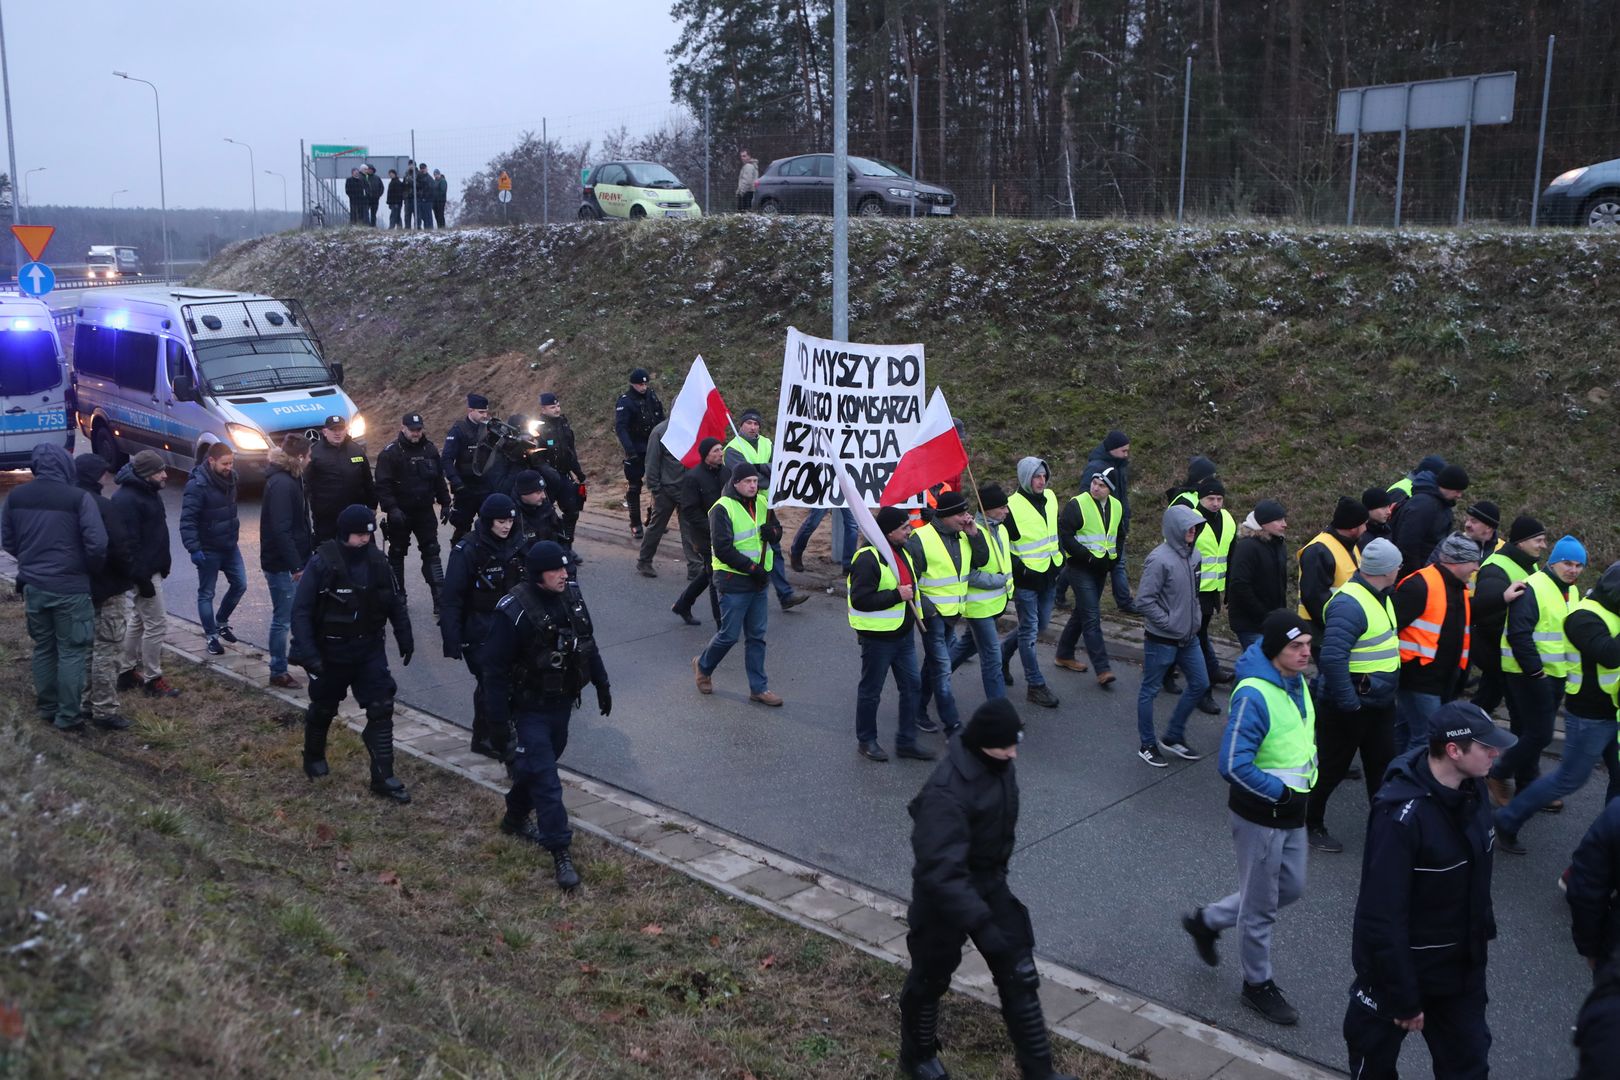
[661,354,731,467]
[839,461,922,617]
[879,388,967,507]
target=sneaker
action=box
[1195,692,1221,716]
[636,562,658,578]
[116,668,143,692]
[1540,799,1565,815]
[1241,980,1299,1026]
[91,713,131,730]
[748,690,783,707]
[1097,671,1117,690]
[780,592,809,611]
[217,625,239,644]
[1181,909,1220,967]
[858,741,890,762]
[205,636,225,656]
[1138,745,1168,768]
[1162,673,1183,696]
[1053,656,1089,673]
[1558,866,1572,893]
[143,676,180,698]
[1160,739,1202,761]
[915,714,943,734]
[1497,830,1527,856]
[692,657,712,695]
[895,744,938,762]
[1307,826,1344,854]
[269,672,302,690]
[1026,685,1060,709]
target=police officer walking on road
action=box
[440,494,528,759]
[899,698,1077,1080]
[615,368,664,540]
[290,504,415,802]
[306,415,376,544]
[535,392,586,546]
[483,541,611,891]
[375,412,451,614]
[443,393,493,545]
[512,471,569,554]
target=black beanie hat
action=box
[525,540,570,577]
[978,483,1008,510]
[1196,476,1226,499]
[1437,464,1470,491]
[1465,500,1500,529]
[1331,496,1369,531]
[512,470,546,496]
[479,493,517,520]
[336,504,375,538]
[962,698,1024,750]
[730,462,760,485]
[1103,430,1129,451]
[1361,485,1393,511]
[875,506,909,534]
[1508,515,1546,544]
[697,436,722,460]
[1252,499,1286,525]
[1261,610,1313,659]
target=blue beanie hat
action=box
[478,493,517,520]
[335,504,375,538]
[1550,535,1588,566]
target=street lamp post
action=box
[264,169,287,216]
[113,71,171,279]
[224,138,257,236]
[110,187,128,246]
[1,0,25,278]
[22,165,43,221]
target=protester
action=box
[1226,500,1288,652]
[1392,462,1469,576]
[1296,496,1366,634]
[1391,533,1481,753]
[999,457,1063,708]
[72,454,136,730]
[1082,430,1136,613]
[950,483,1013,702]
[260,435,313,689]
[1134,504,1208,765]
[413,162,435,229]
[1462,500,1500,554]
[112,450,178,699]
[672,438,725,627]
[1359,486,1395,548]
[1192,476,1237,714]
[181,442,246,657]
[789,506,858,574]
[849,506,933,762]
[692,464,782,706]
[724,408,807,610]
[1053,468,1121,689]
[375,412,450,612]
[432,168,448,227]
[636,417,684,577]
[344,168,364,224]
[1385,453,1447,510]
[364,164,383,225]
[1469,516,1543,717]
[385,168,405,228]
[910,490,973,734]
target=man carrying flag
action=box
[660,355,732,468]
[849,505,936,763]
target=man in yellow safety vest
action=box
[691,464,783,706]
[908,489,975,736]
[949,484,1014,702]
[998,457,1063,709]
[848,506,937,763]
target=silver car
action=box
[1538,157,1620,227]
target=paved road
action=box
[104,473,1598,1077]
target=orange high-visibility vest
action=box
[1397,564,1471,668]
[907,487,941,528]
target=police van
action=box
[0,294,72,469]
[71,287,365,479]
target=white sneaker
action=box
[1137,745,1169,768]
[1160,739,1202,761]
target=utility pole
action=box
[703,93,711,216]
[832,0,848,341]
[1177,49,1195,224]
[1,0,24,279]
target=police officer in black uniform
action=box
[305,415,377,544]
[374,412,451,613]
[439,494,527,759]
[614,368,665,539]
[537,391,586,543]
[484,541,611,891]
[512,470,568,554]
[290,504,415,803]
[442,393,492,545]
[900,698,1077,1080]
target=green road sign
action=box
[312,145,369,158]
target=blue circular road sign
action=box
[17,261,55,297]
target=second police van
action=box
[71,287,365,479]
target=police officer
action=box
[305,415,377,544]
[614,368,664,539]
[483,541,611,891]
[374,412,451,614]
[290,504,414,803]
[440,494,528,759]
[899,698,1077,1080]
[442,393,492,545]
[535,392,586,543]
[512,470,568,554]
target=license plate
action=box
[664,210,687,218]
[929,205,952,215]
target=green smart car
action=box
[578,161,702,220]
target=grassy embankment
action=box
[204,218,1620,566]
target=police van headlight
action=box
[347,412,367,439]
[226,423,270,451]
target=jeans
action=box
[950,615,1007,701]
[1236,631,1262,653]
[769,541,796,603]
[1138,637,1209,747]
[1492,672,1563,788]
[1111,555,1135,610]
[1393,688,1444,754]
[699,588,768,694]
[195,546,248,637]
[24,586,94,728]
[1497,711,1620,834]
[1000,583,1056,688]
[1199,812,1307,986]
[1055,569,1109,673]
[856,632,921,749]
[265,570,296,676]
[917,615,960,729]
[790,507,857,568]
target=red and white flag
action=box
[879,388,967,507]
[661,354,732,467]
[839,462,924,618]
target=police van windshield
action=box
[195,336,332,394]
[0,330,62,396]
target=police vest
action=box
[314,541,396,639]
[712,493,773,574]
[1235,676,1318,793]
[1397,564,1471,669]
[726,435,773,497]
[912,522,970,617]
[1326,580,1400,673]
[455,537,525,614]
[1007,489,1063,573]
[1069,493,1121,561]
[1296,531,1360,620]
[498,581,597,701]
[1195,508,1236,592]
[963,520,1013,619]
[847,545,916,632]
[1502,573,1578,677]
[1565,598,1620,705]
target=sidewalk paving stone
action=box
[733,866,813,902]
[781,885,863,922]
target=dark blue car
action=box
[1538,157,1620,227]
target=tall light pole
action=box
[113,71,170,279]
[1,0,24,279]
[224,137,257,236]
[22,164,43,221]
[832,0,848,341]
[264,169,287,216]
[111,188,128,245]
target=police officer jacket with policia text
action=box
[439,518,527,658]
[290,540,413,668]
[481,580,610,728]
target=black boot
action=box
[424,551,445,619]
[362,702,411,804]
[899,993,951,1079]
[303,702,336,779]
[551,847,581,891]
[387,552,407,596]
[999,961,1075,1080]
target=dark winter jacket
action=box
[1568,793,1620,964]
[679,458,724,547]
[375,434,450,517]
[289,540,412,667]
[344,175,364,204]
[614,387,665,457]
[1471,543,1537,670]
[110,463,171,583]
[1,445,108,595]
[1350,748,1497,1020]
[305,435,376,534]
[74,456,137,605]
[1566,565,1620,721]
[365,171,383,201]
[1319,571,1400,711]
[439,519,526,655]
[1219,643,1311,829]
[1137,505,1204,644]
[260,458,313,573]
[386,177,406,206]
[1057,493,1117,579]
[1393,565,1470,696]
[534,413,583,482]
[1574,956,1620,1080]
[643,420,687,495]
[442,416,487,494]
[1227,533,1289,635]
[434,175,449,204]
[516,497,566,551]
[708,477,773,594]
[180,460,240,555]
[849,543,919,639]
[1391,472,1456,576]
[1081,440,1131,535]
[907,739,1019,934]
[1297,530,1360,625]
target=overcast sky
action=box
[3,0,683,211]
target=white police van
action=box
[0,293,72,469]
[71,287,365,478]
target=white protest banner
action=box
[770,326,926,509]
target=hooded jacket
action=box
[1081,440,1131,533]
[709,474,774,592]
[1219,642,1312,828]
[1568,795,1620,966]
[1003,456,1059,590]
[1350,747,1497,1020]
[1319,570,1400,710]
[1227,532,1289,635]
[1565,564,1620,721]
[1469,542,1537,667]
[1390,470,1455,576]
[111,462,171,583]
[1,445,108,595]
[74,455,137,605]
[907,739,1019,934]
[1137,505,1204,643]
[260,454,313,574]
[180,460,240,554]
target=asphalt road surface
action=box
[68,470,1602,1077]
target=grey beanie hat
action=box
[1431,532,1484,567]
[1360,538,1402,576]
